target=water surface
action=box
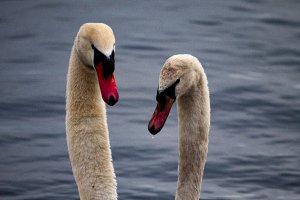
[0,0,300,199]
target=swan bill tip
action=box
[106,95,118,106]
[148,126,157,135]
[148,122,162,135]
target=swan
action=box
[66,23,118,200]
[148,54,210,200]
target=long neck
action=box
[175,76,210,200]
[66,46,117,200]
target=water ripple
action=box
[260,17,300,27]
[189,19,222,26]
[6,33,36,40]
[1,0,300,199]
[0,96,64,119]
[120,44,166,52]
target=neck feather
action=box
[66,46,117,200]
[175,76,210,200]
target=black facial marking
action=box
[156,90,166,111]
[156,79,180,111]
[92,44,115,78]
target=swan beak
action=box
[148,95,174,135]
[95,63,119,106]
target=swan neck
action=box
[175,76,210,200]
[66,46,117,199]
[66,46,104,118]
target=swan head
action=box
[148,54,201,135]
[75,23,118,106]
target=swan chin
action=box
[148,95,174,135]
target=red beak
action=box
[95,63,119,106]
[148,95,175,135]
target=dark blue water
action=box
[0,0,300,199]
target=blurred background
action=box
[0,0,299,199]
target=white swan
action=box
[148,54,210,200]
[66,23,118,200]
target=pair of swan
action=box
[66,23,210,200]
